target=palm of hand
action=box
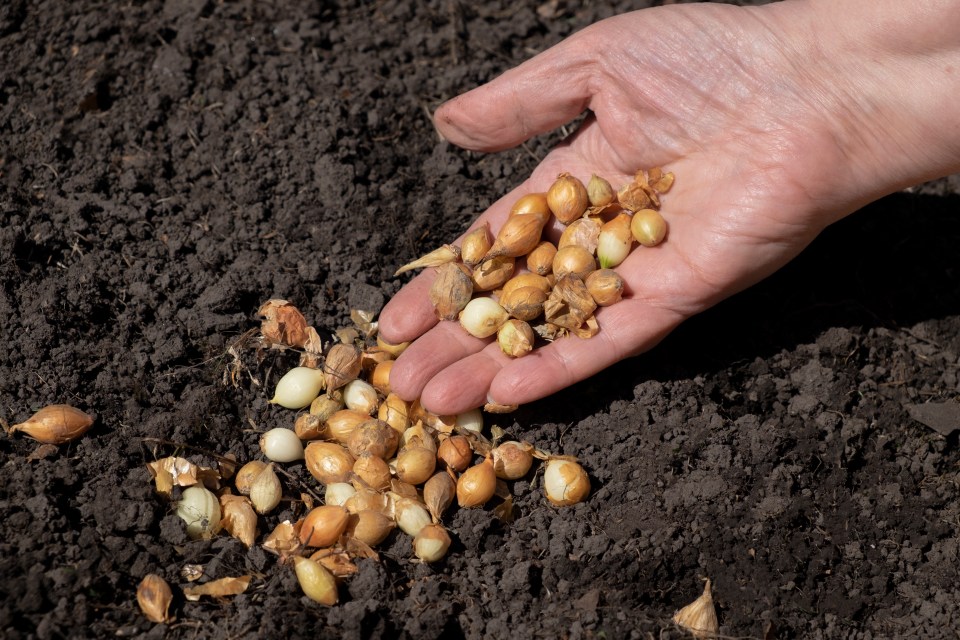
[380,3,860,414]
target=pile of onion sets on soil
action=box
[136,167,675,612]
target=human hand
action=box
[378,0,960,415]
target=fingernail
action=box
[484,394,519,413]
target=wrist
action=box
[786,0,960,200]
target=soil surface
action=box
[3,1,960,638]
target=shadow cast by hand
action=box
[525,190,960,425]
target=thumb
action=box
[434,28,598,152]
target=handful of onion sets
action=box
[395,168,674,357]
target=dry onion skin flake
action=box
[182,575,251,601]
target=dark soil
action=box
[3,1,960,638]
